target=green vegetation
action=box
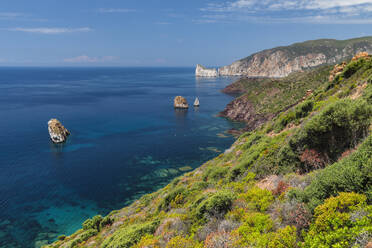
[45,55,372,248]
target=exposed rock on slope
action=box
[174,96,189,109]
[220,65,332,130]
[195,64,218,77]
[48,119,70,143]
[219,37,372,77]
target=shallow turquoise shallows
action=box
[0,67,242,247]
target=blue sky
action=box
[1,0,372,67]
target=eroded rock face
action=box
[329,62,347,82]
[218,38,372,78]
[219,52,327,78]
[219,97,273,131]
[48,119,70,143]
[174,96,189,109]
[195,64,218,77]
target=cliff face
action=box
[219,37,372,77]
[195,64,218,77]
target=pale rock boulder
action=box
[174,96,189,109]
[48,119,70,143]
[195,64,218,77]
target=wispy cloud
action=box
[199,0,372,24]
[154,22,172,25]
[0,12,24,19]
[64,55,118,63]
[98,8,136,13]
[6,27,92,34]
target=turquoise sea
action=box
[0,67,241,247]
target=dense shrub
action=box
[195,191,236,220]
[303,192,372,248]
[165,236,201,248]
[292,134,372,210]
[101,221,159,248]
[68,229,98,248]
[133,234,160,248]
[241,187,274,212]
[204,231,234,248]
[202,166,229,182]
[158,186,187,211]
[235,212,273,247]
[290,99,371,162]
[100,216,114,229]
[274,100,314,132]
[299,149,329,172]
[268,225,297,248]
[82,215,103,231]
[280,200,312,233]
[343,58,367,78]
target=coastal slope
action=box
[219,36,372,77]
[46,55,372,248]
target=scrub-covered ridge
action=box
[46,54,372,248]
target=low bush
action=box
[101,220,159,248]
[291,134,372,210]
[241,187,274,212]
[158,186,187,211]
[290,99,371,163]
[268,225,297,248]
[234,212,273,248]
[82,215,103,231]
[195,191,236,220]
[303,192,372,248]
[166,236,201,248]
[273,100,314,132]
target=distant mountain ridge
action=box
[218,36,372,77]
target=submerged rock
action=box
[195,64,218,77]
[174,96,189,109]
[48,119,70,143]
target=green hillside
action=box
[46,55,372,248]
[240,36,372,62]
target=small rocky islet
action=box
[48,119,70,143]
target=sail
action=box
[194,97,200,106]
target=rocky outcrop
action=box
[219,96,273,131]
[329,52,370,81]
[219,37,372,78]
[174,96,189,109]
[352,51,369,61]
[195,64,218,77]
[48,119,70,143]
[329,62,347,82]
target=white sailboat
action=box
[193,97,200,107]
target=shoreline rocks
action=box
[195,64,218,77]
[174,96,189,109]
[48,119,70,143]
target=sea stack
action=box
[174,96,189,109]
[48,119,70,143]
[195,64,218,77]
[194,97,200,107]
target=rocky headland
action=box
[196,37,372,78]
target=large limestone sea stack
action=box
[174,96,189,109]
[195,64,218,77]
[48,119,70,143]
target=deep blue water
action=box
[0,67,241,247]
